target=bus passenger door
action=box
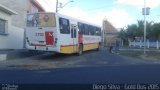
[71,24,78,53]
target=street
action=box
[0,48,158,70]
[0,48,160,84]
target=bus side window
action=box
[99,28,102,36]
[90,26,95,36]
[59,17,70,34]
[82,23,85,35]
[88,25,92,35]
[93,26,96,36]
[84,24,89,35]
[78,22,83,35]
[96,27,99,36]
[96,27,101,36]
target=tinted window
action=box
[59,18,70,34]
[88,25,92,35]
[96,27,101,36]
[90,26,96,35]
[78,22,84,35]
[91,26,96,36]
[78,22,100,36]
[84,24,89,35]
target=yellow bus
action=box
[26,12,102,55]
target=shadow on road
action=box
[33,49,99,61]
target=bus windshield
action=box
[27,13,56,27]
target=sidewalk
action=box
[0,49,44,61]
[0,49,28,54]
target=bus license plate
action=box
[37,46,46,50]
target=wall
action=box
[8,26,24,49]
[0,27,24,49]
[104,34,117,46]
[0,0,45,49]
[0,6,24,49]
[103,20,118,46]
[0,9,12,49]
[0,0,29,28]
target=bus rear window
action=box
[27,13,56,27]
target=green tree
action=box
[118,28,128,45]
[126,24,138,40]
[137,20,144,38]
[118,20,160,44]
[124,20,153,40]
[151,23,160,40]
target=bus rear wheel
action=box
[77,44,83,56]
[96,43,100,51]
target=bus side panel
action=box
[82,35,101,51]
[57,17,79,54]
[60,45,78,54]
[83,43,99,51]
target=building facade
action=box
[0,0,45,49]
[103,20,118,47]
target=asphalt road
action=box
[0,48,158,69]
[0,48,160,89]
[0,64,160,84]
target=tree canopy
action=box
[118,20,160,44]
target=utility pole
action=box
[56,0,58,13]
[142,0,150,54]
[56,0,73,13]
[144,0,146,54]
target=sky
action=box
[37,0,160,29]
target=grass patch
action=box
[119,51,143,58]
[118,50,160,61]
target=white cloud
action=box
[116,0,160,9]
[100,9,135,28]
[59,7,89,20]
[59,8,134,28]
[37,0,56,11]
